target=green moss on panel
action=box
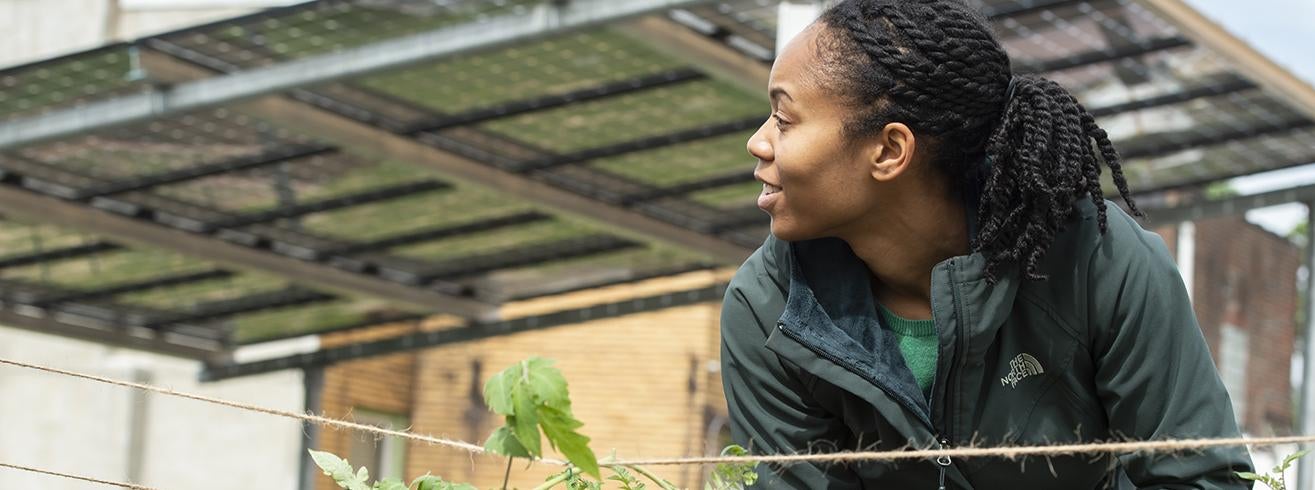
[300,185,536,241]
[356,30,685,113]
[388,219,595,263]
[480,80,764,154]
[587,131,755,186]
[687,181,761,209]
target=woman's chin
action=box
[768,219,809,242]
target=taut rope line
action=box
[0,459,157,486]
[2,356,1310,471]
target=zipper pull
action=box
[935,438,952,490]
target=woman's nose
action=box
[746,120,773,162]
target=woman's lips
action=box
[758,183,782,210]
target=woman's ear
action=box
[869,122,916,182]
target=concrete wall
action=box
[0,327,304,489]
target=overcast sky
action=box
[1183,0,1315,235]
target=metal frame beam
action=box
[0,240,121,269]
[402,68,707,134]
[0,307,221,360]
[325,212,552,256]
[0,279,226,359]
[0,174,495,317]
[1121,119,1315,160]
[206,180,449,231]
[622,170,755,205]
[0,0,714,149]
[516,117,761,173]
[30,269,234,308]
[1133,155,1315,196]
[1015,35,1191,74]
[144,287,335,330]
[983,0,1096,19]
[503,263,719,301]
[137,48,752,264]
[201,283,725,381]
[236,312,427,346]
[236,262,722,345]
[0,159,498,304]
[614,15,770,99]
[1135,0,1315,122]
[418,235,641,282]
[1088,75,1256,118]
[1140,182,1315,226]
[76,144,334,199]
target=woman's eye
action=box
[772,113,791,129]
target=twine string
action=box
[2,356,1311,488]
[0,461,157,490]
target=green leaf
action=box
[411,474,477,490]
[512,384,543,456]
[706,445,758,490]
[608,467,646,490]
[485,425,532,458]
[523,357,571,410]
[373,478,407,490]
[538,405,599,479]
[484,366,516,415]
[563,467,602,490]
[308,449,371,490]
[1282,449,1311,471]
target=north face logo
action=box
[1000,353,1044,388]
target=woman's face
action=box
[747,24,892,242]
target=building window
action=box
[348,408,409,480]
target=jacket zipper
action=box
[936,438,952,490]
[934,259,967,489]
[944,259,969,443]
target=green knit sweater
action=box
[876,304,938,396]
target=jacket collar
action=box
[774,177,1022,420]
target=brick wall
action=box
[313,271,728,489]
[1156,217,1298,435]
[314,323,423,490]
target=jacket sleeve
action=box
[720,240,863,489]
[1088,222,1254,489]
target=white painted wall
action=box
[0,327,304,489]
[0,0,293,68]
[0,2,307,487]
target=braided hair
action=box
[816,0,1142,283]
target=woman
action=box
[719,0,1254,488]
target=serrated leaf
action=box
[374,478,407,490]
[308,450,371,490]
[608,467,646,490]
[484,366,517,415]
[539,405,599,479]
[485,425,532,458]
[512,384,543,456]
[523,357,571,410]
[357,466,370,483]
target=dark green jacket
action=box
[720,199,1253,489]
